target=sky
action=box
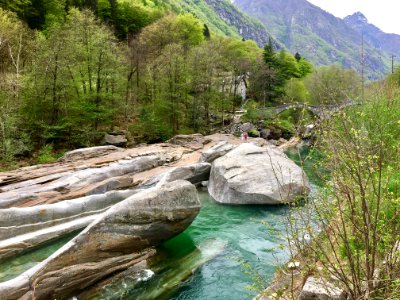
[307,0,400,34]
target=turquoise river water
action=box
[0,147,321,300]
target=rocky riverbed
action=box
[0,134,310,299]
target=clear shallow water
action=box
[0,233,77,283]
[167,192,290,300]
[85,192,292,300]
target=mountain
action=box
[232,0,390,78]
[344,12,400,60]
[166,0,271,46]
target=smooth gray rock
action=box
[298,277,346,300]
[200,141,236,163]
[157,163,211,187]
[260,129,271,139]
[0,155,162,208]
[0,190,137,260]
[0,189,136,237]
[208,143,310,205]
[240,122,254,133]
[167,134,206,150]
[0,215,97,262]
[104,134,127,147]
[59,145,121,162]
[0,180,200,300]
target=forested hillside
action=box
[0,0,311,168]
[0,0,271,43]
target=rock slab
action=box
[0,180,200,300]
[208,143,310,205]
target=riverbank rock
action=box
[200,141,236,163]
[0,189,137,260]
[240,122,254,133]
[167,134,209,151]
[299,277,347,300]
[208,143,310,205]
[0,180,200,300]
[156,163,211,187]
[104,133,128,147]
[0,154,164,208]
[59,145,121,162]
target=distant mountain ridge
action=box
[344,12,400,59]
[232,0,391,78]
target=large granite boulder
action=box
[299,277,347,300]
[208,144,310,205]
[0,180,200,300]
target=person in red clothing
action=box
[243,132,248,141]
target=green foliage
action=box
[23,9,124,148]
[250,39,314,105]
[114,0,163,36]
[304,65,361,104]
[174,14,205,48]
[37,144,57,164]
[388,66,400,86]
[277,51,301,80]
[0,0,312,167]
[283,78,310,103]
[241,100,261,123]
[297,58,313,78]
[284,95,400,299]
[320,97,400,297]
[0,9,34,162]
[129,105,171,143]
[0,0,31,15]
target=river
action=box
[0,147,320,300]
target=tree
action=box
[23,9,124,147]
[250,39,286,104]
[0,0,31,15]
[0,9,33,160]
[263,37,276,68]
[203,23,210,40]
[276,50,301,80]
[174,14,204,54]
[304,65,360,104]
[188,37,226,131]
[294,52,301,62]
[222,38,261,111]
[283,78,310,103]
[297,57,313,78]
